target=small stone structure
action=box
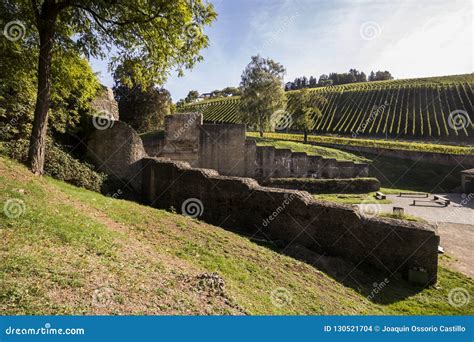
[87,121,146,191]
[87,121,440,285]
[142,113,369,180]
[461,169,474,193]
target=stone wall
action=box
[461,169,474,193]
[262,177,381,194]
[141,157,439,285]
[159,113,202,167]
[91,86,119,120]
[87,121,146,192]
[139,114,370,181]
[87,122,440,285]
[199,123,247,176]
[314,142,474,168]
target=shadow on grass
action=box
[247,236,425,305]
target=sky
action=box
[90,0,473,102]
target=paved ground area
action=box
[369,193,473,279]
[378,193,474,225]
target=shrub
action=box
[3,139,106,192]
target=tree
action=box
[369,70,393,81]
[5,0,216,175]
[114,79,172,133]
[318,74,332,87]
[221,86,242,97]
[239,55,287,137]
[287,88,327,143]
[0,8,99,143]
[185,90,200,103]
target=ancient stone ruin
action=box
[87,115,440,286]
[141,113,369,180]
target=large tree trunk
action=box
[27,24,54,175]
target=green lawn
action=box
[248,132,474,155]
[249,136,463,192]
[252,137,368,163]
[0,156,472,315]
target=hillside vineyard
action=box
[181,74,474,143]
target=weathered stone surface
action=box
[199,123,247,176]
[461,168,474,193]
[139,113,370,180]
[91,86,119,120]
[262,177,381,193]
[141,157,439,285]
[160,113,202,167]
[87,121,146,191]
[87,120,439,285]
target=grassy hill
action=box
[179,74,474,143]
[1,156,473,315]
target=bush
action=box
[3,139,106,192]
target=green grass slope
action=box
[249,136,464,192]
[0,156,472,315]
[180,74,474,143]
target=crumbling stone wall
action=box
[91,86,119,120]
[159,113,202,167]
[139,113,370,180]
[141,157,439,285]
[262,177,381,194]
[87,122,439,285]
[87,121,146,191]
[199,123,247,176]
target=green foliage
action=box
[181,74,474,143]
[0,24,100,141]
[114,81,171,133]
[3,139,106,192]
[1,156,473,315]
[287,88,327,137]
[250,132,474,155]
[185,90,200,103]
[239,55,287,134]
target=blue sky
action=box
[90,0,473,101]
